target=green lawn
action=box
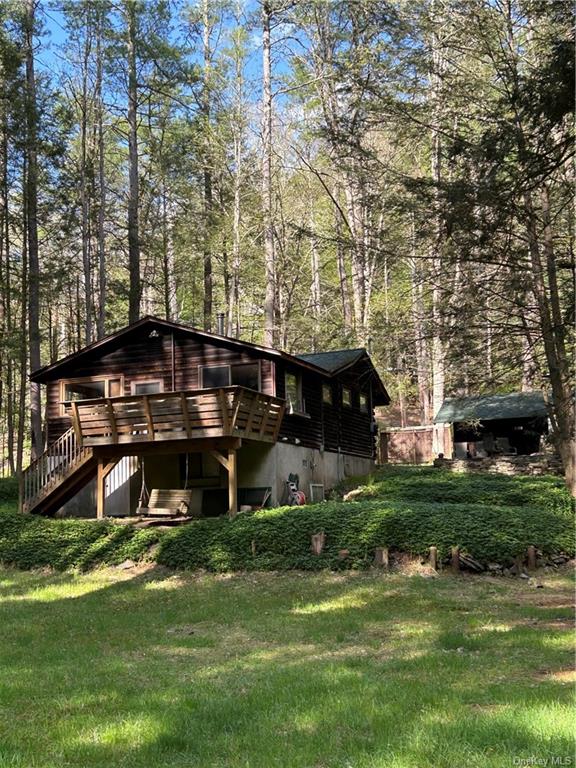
[0,565,573,768]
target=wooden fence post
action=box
[527,546,537,571]
[429,546,438,571]
[451,546,460,573]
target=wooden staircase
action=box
[21,428,96,515]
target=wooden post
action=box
[142,395,155,440]
[251,539,256,556]
[527,545,537,571]
[374,547,389,569]
[451,546,460,573]
[429,546,438,571]
[96,458,106,520]
[70,401,83,447]
[228,448,237,517]
[311,532,325,555]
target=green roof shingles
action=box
[434,391,548,423]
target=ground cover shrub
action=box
[157,496,574,572]
[0,469,572,573]
[0,508,162,570]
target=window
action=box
[285,372,305,414]
[200,362,262,390]
[201,365,231,388]
[131,380,163,395]
[322,383,332,405]
[342,387,352,407]
[60,377,123,415]
[359,393,369,413]
[231,363,260,391]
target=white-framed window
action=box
[342,387,352,407]
[285,372,305,414]
[60,376,124,415]
[359,393,369,413]
[322,383,332,405]
[131,380,163,395]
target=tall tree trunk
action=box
[261,0,276,347]
[96,12,107,339]
[309,212,321,351]
[334,207,353,333]
[24,0,42,459]
[201,0,213,331]
[126,0,140,323]
[524,191,575,493]
[409,219,431,423]
[429,2,446,454]
[229,131,241,337]
[80,23,93,345]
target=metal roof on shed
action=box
[434,391,548,423]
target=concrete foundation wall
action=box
[58,444,375,518]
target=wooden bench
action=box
[137,489,194,518]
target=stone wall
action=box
[433,454,563,477]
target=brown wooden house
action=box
[22,316,389,518]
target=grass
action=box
[0,564,573,768]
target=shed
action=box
[434,391,548,458]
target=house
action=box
[434,391,549,459]
[22,316,389,518]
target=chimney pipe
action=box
[216,312,225,336]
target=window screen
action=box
[359,393,369,413]
[342,387,352,407]
[322,384,332,404]
[201,365,231,388]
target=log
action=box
[374,547,389,569]
[459,552,484,573]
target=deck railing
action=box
[71,386,285,447]
[21,427,93,513]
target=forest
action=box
[0,0,574,488]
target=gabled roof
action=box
[434,391,548,423]
[31,316,328,382]
[297,347,390,405]
[297,348,365,373]
[30,316,390,404]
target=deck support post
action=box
[228,448,237,517]
[97,458,106,520]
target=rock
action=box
[117,559,135,570]
[519,572,530,580]
[487,563,503,573]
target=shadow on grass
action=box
[0,567,573,768]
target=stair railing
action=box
[21,427,91,513]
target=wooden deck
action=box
[71,386,285,448]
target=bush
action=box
[0,476,19,503]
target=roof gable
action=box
[31,317,389,405]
